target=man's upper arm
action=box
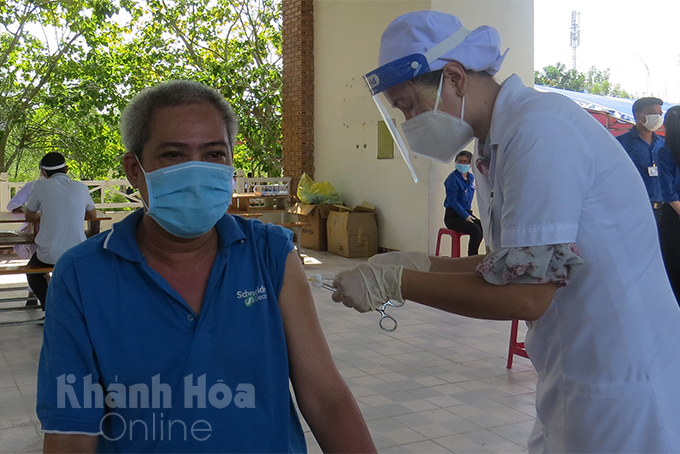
[7,183,32,211]
[85,208,97,220]
[24,181,41,213]
[659,148,679,202]
[38,266,105,435]
[24,208,40,221]
[83,185,96,211]
[277,252,345,400]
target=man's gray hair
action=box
[120,80,238,158]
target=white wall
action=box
[314,0,534,253]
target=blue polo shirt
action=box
[37,209,306,453]
[444,170,475,218]
[658,146,680,203]
[616,127,665,202]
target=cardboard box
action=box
[287,203,337,251]
[326,202,378,258]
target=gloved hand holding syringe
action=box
[310,252,432,332]
[309,271,403,332]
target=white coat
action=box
[475,75,680,452]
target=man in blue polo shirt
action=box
[617,97,665,223]
[36,81,376,453]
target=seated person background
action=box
[6,179,38,303]
[7,179,37,259]
[443,150,483,256]
[24,153,96,312]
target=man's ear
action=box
[122,152,143,188]
[442,62,467,96]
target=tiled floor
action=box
[0,251,536,453]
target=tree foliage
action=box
[0,0,282,181]
[534,63,633,99]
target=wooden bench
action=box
[0,264,53,275]
[227,211,264,218]
[0,263,52,326]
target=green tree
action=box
[0,0,129,177]
[534,63,585,92]
[534,63,632,98]
[584,66,631,98]
[137,0,284,177]
[1,0,284,180]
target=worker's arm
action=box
[278,251,376,453]
[401,269,557,321]
[333,262,558,322]
[429,254,484,273]
[84,208,97,220]
[43,433,97,454]
[24,207,41,221]
[370,250,484,273]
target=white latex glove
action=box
[331,263,404,313]
[368,251,431,272]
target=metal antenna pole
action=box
[638,54,653,96]
[570,11,581,71]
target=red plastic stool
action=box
[507,319,529,368]
[435,228,469,257]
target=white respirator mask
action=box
[401,74,474,163]
[644,114,663,132]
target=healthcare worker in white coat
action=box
[332,11,680,453]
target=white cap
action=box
[378,10,508,76]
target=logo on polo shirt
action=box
[236,285,267,307]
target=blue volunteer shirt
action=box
[616,127,665,202]
[444,170,475,218]
[658,146,680,203]
[37,209,306,453]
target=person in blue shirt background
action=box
[36,80,376,454]
[617,97,665,223]
[443,151,483,256]
[658,105,680,305]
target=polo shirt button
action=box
[187,314,195,322]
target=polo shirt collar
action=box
[628,125,661,144]
[214,212,248,248]
[453,169,472,184]
[102,210,247,262]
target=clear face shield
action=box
[364,26,472,183]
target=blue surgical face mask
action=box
[455,163,471,174]
[137,158,235,238]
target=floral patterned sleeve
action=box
[475,243,584,287]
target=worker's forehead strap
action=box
[364,26,471,96]
[40,163,66,171]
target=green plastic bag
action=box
[297,173,341,205]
